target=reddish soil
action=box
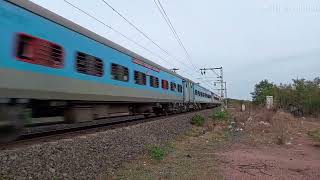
[217,110,320,180]
[113,106,320,179]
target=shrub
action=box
[149,146,166,160]
[252,77,320,116]
[213,110,229,120]
[308,129,320,142]
[191,115,205,126]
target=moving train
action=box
[0,0,221,141]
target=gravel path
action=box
[0,109,214,179]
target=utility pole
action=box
[220,67,224,99]
[200,67,224,98]
[213,81,227,106]
[224,82,227,107]
[200,67,227,107]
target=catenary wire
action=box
[64,0,179,68]
[64,0,210,88]
[99,0,201,77]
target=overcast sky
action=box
[30,0,320,100]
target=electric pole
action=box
[200,67,227,107]
[200,67,224,98]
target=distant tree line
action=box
[251,77,320,116]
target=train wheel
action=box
[0,106,25,143]
[0,125,22,143]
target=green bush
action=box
[308,129,320,141]
[149,146,166,160]
[252,77,320,116]
[213,110,229,120]
[191,115,205,126]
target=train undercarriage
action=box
[0,98,218,143]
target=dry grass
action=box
[114,130,225,179]
[113,111,232,179]
[112,105,317,179]
[229,104,305,145]
[270,111,293,144]
[308,129,320,142]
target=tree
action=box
[252,77,320,116]
[251,80,275,105]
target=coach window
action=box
[162,79,169,90]
[76,52,104,77]
[150,75,159,88]
[16,33,64,68]
[178,84,183,93]
[111,63,129,82]
[170,82,176,91]
[134,70,146,85]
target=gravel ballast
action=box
[0,109,214,179]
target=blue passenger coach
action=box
[0,0,220,141]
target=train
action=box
[0,0,221,141]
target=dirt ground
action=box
[218,107,320,180]
[217,125,320,179]
[112,106,320,180]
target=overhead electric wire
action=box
[63,0,177,68]
[153,0,199,70]
[154,0,212,88]
[99,0,199,76]
[64,0,206,86]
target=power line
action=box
[153,0,198,70]
[64,0,209,87]
[100,0,199,75]
[100,1,174,62]
[63,0,177,68]
[153,0,212,88]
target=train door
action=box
[190,82,195,103]
[183,80,190,102]
[211,92,215,103]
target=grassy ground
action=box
[2,104,319,179]
[308,128,320,142]
[112,105,320,179]
[113,109,232,179]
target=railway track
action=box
[1,109,210,149]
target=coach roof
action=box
[7,0,195,82]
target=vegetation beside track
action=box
[308,128,320,142]
[114,108,232,179]
[114,101,320,179]
[251,77,320,116]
